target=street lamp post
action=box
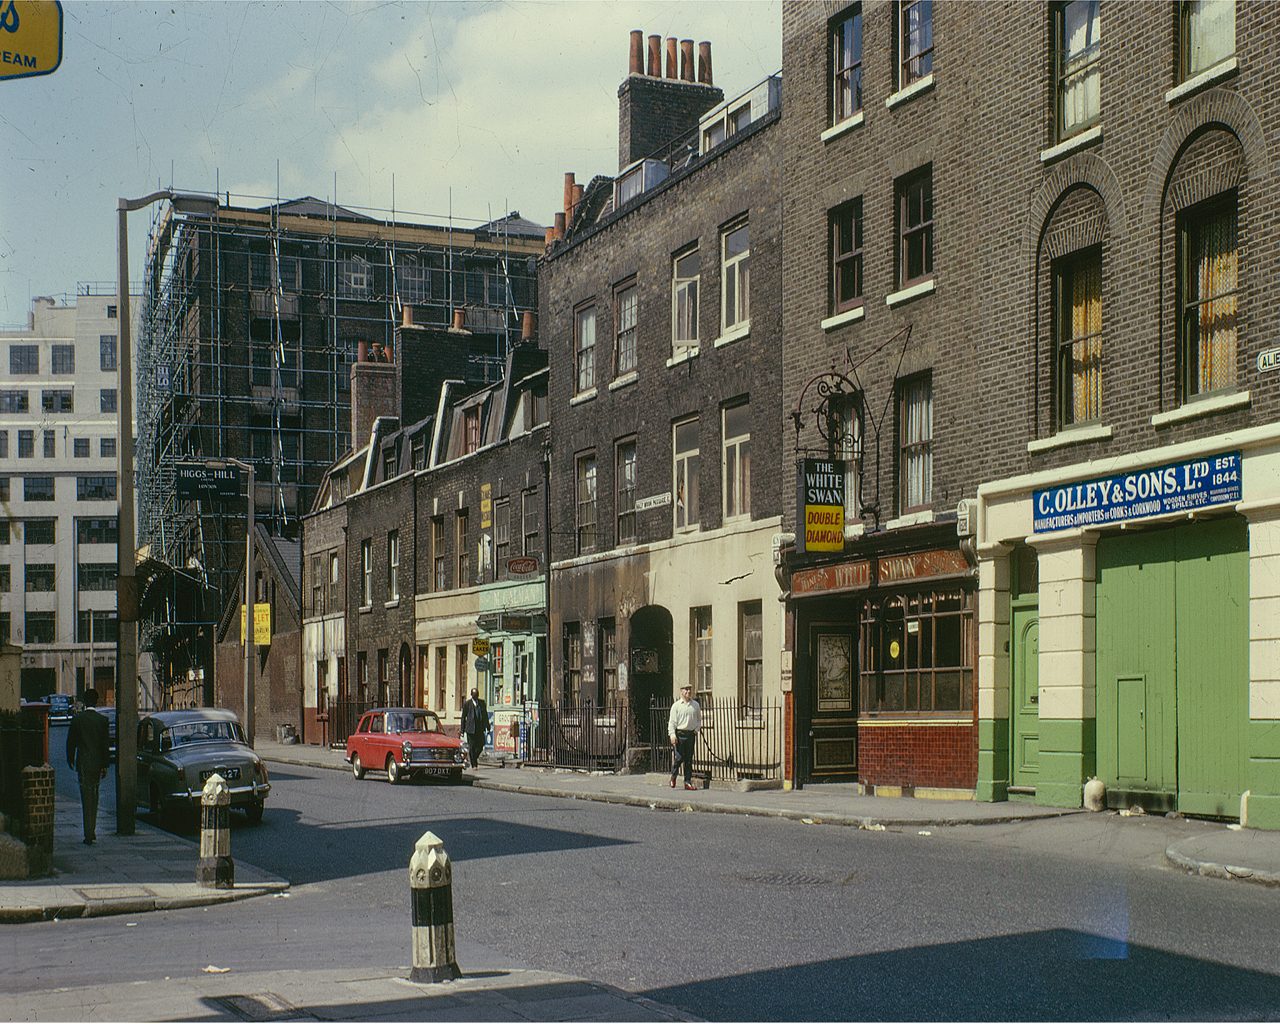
[116,190,218,835]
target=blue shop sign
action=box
[1033,451,1241,533]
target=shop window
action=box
[860,589,973,714]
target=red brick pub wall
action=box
[857,724,977,791]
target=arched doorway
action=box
[628,605,673,745]
[398,642,413,707]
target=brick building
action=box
[300,316,549,753]
[779,1,982,795]
[781,0,1280,826]
[539,32,785,768]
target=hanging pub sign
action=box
[1032,451,1242,533]
[797,458,846,553]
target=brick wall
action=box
[20,764,53,877]
[618,75,724,169]
[857,724,977,790]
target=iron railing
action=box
[649,698,784,783]
[329,699,383,747]
[528,699,637,771]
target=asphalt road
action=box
[17,744,1280,1021]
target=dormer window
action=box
[464,407,481,454]
[702,103,750,152]
[615,159,669,207]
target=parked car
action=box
[136,709,270,824]
[346,708,466,784]
[44,694,74,725]
[97,706,118,762]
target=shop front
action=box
[475,577,547,762]
[787,526,978,796]
[977,433,1280,828]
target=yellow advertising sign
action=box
[240,603,272,646]
[480,483,492,529]
[800,459,846,553]
[0,1,63,82]
[471,636,490,657]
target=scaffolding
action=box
[135,189,543,700]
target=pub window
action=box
[860,588,974,714]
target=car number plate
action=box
[423,767,454,776]
[200,767,241,782]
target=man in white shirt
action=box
[667,684,702,791]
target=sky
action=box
[0,0,781,325]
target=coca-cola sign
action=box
[506,556,539,576]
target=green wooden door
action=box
[1096,530,1178,799]
[1010,604,1040,788]
[1175,517,1249,817]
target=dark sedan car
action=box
[136,709,270,824]
[44,694,74,725]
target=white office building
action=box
[0,291,136,701]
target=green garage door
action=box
[1095,518,1248,815]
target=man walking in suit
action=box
[461,688,489,769]
[66,688,111,845]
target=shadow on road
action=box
[640,928,1280,1021]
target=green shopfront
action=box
[975,431,1280,829]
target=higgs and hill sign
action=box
[1033,451,1241,533]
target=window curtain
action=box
[1193,209,1238,394]
[1060,0,1100,135]
[1070,259,1103,422]
[1188,0,1234,76]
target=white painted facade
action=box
[0,292,138,698]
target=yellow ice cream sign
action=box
[0,1,62,82]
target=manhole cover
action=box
[735,871,853,887]
[73,885,153,900]
[210,993,314,1021]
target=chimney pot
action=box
[563,172,576,221]
[544,226,557,247]
[402,304,414,327]
[629,29,644,76]
[647,34,661,76]
[452,308,466,331]
[698,41,713,85]
[554,211,566,236]
[665,37,677,79]
[521,310,535,341]
[571,183,584,221]
[680,39,695,82]
[357,339,369,363]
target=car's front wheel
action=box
[386,756,402,785]
[245,799,265,824]
[351,753,364,780]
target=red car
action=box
[345,707,466,784]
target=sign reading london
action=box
[0,1,63,82]
[1033,451,1241,533]
[175,463,241,503]
[797,459,846,553]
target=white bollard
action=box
[409,831,461,983]
[197,773,234,889]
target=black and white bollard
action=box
[409,831,461,983]
[196,773,234,889]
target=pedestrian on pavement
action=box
[668,683,702,791]
[66,688,111,845]
[461,688,489,768]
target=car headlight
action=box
[402,740,413,758]
[454,750,466,763]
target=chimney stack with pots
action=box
[618,30,724,169]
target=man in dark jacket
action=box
[461,688,489,768]
[66,688,111,845]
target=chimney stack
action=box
[619,30,724,169]
[351,338,398,448]
[629,29,644,76]
[680,40,695,82]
